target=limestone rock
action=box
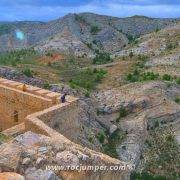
[0,172,25,180]
[109,125,118,135]
[56,151,79,166]
[22,157,31,165]
[25,168,60,180]
[0,142,22,171]
[15,131,41,147]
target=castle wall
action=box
[25,99,80,143]
[0,84,53,131]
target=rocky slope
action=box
[0,13,179,57]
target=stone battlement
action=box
[0,77,78,131]
[0,78,77,104]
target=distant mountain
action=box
[0,13,179,57]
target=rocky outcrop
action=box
[0,131,131,180]
[94,81,180,167]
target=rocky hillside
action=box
[0,13,179,57]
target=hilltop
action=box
[0,13,179,57]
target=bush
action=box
[23,68,33,77]
[166,42,178,50]
[85,90,90,97]
[129,51,134,58]
[130,171,166,180]
[90,25,101,35]
[126,71,159,83]
[93,52,112,64]
[74,14,86,23]
[162,74,173,81]
[176,77,180,85]
[174,97,180,104]
[141,72,159,81]
[97,131,105,144]
[43,83,51,90]
[86,42,92,49]
[126,34,138,44]
[116,107,128,122]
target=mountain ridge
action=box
[0,12,179,57]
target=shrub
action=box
[86,42,92,49]
[141,72,159,81]
[43,83,51,90]
[174,97,180,104]
[176,77,180,85]
[90,25,101,35]
[155,27,160,32]
[97,131,105,144]
[93,52,112,64]
[130,171,166,180]
[129,51,134,58]
[126,34,138,44]
[74,14,86,23]
[166,42,178,50]
[154,120,159,128]
[23,68,33,77]
[116,107,128,122]
[162,74,173,81]
[85,90,90,97]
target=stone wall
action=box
[0,78,61,131]
[25,98,80,143]
[0,84,53,131]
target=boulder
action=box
[0,172,24,180]
[56,151,79,166]
[109,125,118,135]
[0,142,22,171]
[25,168,60,180]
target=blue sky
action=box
[0,0,180,21]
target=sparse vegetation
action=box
[97,130,105,144]
[43,83,51,90]
[141,127,180,179]
[0,133,8,142]
[174,97,180,104]
[155,27,160,32]
[22,68,33,77]
[126,70,159,82]
[0,24,13,36]
[93,52,112,64]
[69,68,107,91]
[75,14,86,23]
[90,25,101,35]
[127,34,139,44]
[129,51,134,58]
[162,74,173,81]
[130,171,166,180]
[0,48,38,66]
[176,77,180,85]
[116,107,128,122]
[166,42,178,51]
[103,129,126,158]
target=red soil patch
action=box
[38,53,65,65]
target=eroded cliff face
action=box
[93,81,180,167]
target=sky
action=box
[0,0,180,21]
